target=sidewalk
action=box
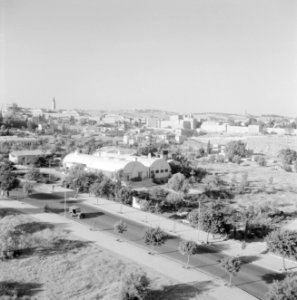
[0,200,255,300]
[76,193,297,273]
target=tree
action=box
[254,155,267,167]
[220,256,241,286]
[187,209,199,228]
[119,271,150,300]
[25,167,41,182]
[225,140,249,162]
[266,274,297,300]
[278,148,297,165]
[165,192,184,211]
[265,229,297,271]
[0,173,19,197]
[114,220,128,241]
[236,172,249,194]
[178,240,199,269]
[167,173,189,193]
[143,226,167,254]
[206,140,212,155]
[199,206,228,243]
[23,181,34,197]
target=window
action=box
[164,169,168,172]
[155,170,159,173]
[160,170,164,173]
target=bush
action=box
[216,155,225,163]
[119,271,150,300]
[232,155,241,164]
[255,155,267,167]
[283,163,292,172]
[225,140,249,162]
[278,148,297,165]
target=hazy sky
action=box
[1,0,297,116]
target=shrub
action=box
[119,271,150,300]
[232,155,241,164]
[255,155,267,166]
[216,155,225,163]
[283,163,292,172]
[278,148,297,165]
[225,140,249,162]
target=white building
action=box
[63,151,171,182]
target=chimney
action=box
[161,150,168,160]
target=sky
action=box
[1,0,297,116]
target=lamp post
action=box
[64,191,67,217]
[197,199,201,242]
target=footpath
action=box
[0,199,256,300]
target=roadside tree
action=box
[23,182,34,197]
[178,240,199,269]
[25,167,41,182]
[114,220,128,242]
[143,226,167,254]
[266,274,297,300]
[265,229,297,271]
[220,256,241,286]
[0,173,19,197]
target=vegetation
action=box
[120,271,150,300]
[254,155,267,167]
[0,160,19,197]
[266,274,297,300]
[220,256,241,286]
[265,229,297,271]
[114,220,128,241]
[278,148,297,165]
[25,167,42,182]
[144,226,167,254]
[178,240,199,269]
[225,140,249,162]
[167,173,189,193]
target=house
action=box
[9,150,52,165]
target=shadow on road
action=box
[30,193,62,200]
[0,281,43,298]
[147,280,215,300]
[82,212,104,219]
[261,272,287,284]
[240,255,261,265]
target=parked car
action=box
[69,206,84,219]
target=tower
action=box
[52,97,56,111]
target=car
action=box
[68,206,84,219]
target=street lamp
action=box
[64,191,67,217]
[197,199,201,242]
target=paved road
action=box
[19,191,283,300]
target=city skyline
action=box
[1,0,297,116]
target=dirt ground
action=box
[200,159,297,215]
[0,212,182,300]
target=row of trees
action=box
[114,220,242,289]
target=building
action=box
[9,150,52,165]
[52,98,56,111]
[63,150,171,182]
